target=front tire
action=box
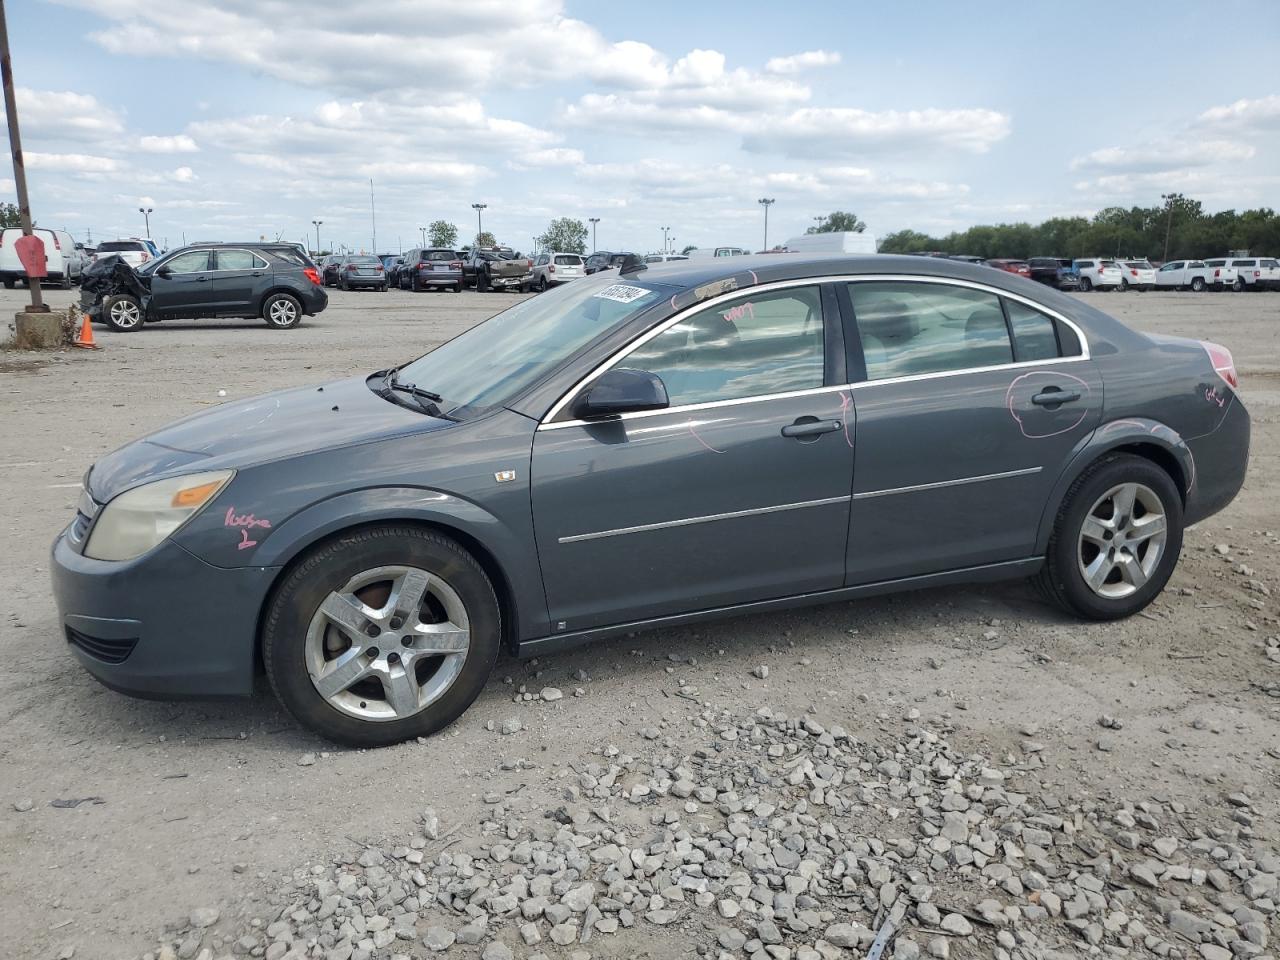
[262,526,501,747]
[104,294,144,332]
[263,292,302,329]
[1035,454,1183,620]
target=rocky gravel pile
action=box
[135,704,1277,960]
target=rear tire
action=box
[263,292,302,329]
[1120,278,1129,291]
[1035,454,1183,621]
[3,279,13,289]
[1190,277,1204,291]
[1232,277,1245,292]
[477,272,489,292]
[1079,276,1092,292]
[104,294,144,332]
[262,525,501,747]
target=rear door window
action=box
[849,281,1012,380]
[622,287,825,406]
[216,250,267,270]
[1003,299,1080,361]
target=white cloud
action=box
[742,107,1011,157]
[171,166,198,182]
[138,134,199,153]
[1196,94,1280,131]
[25,151,118,173]
[764,50,841,74]
[1070,139,1255,173]
[16,88,124,141]
[508,148,587,169]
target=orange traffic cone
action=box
[73,309,99,350]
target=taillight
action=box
[1202,341,1238,389]
[376,265,384,272]
[1253,270,1260,278]
[1130,269,1137,276]
[140,251,150,262]
[449,260,462,269]
[548,264,555,273]
[303,267,321,285]
[52,234,62,250]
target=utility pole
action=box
[813,215,825,233]
[312,219,323,256]
[369,179,377,254]
[758,198,775,251]
[1160,193,1180,263]
[589,217,600,252]
[471,203,487,245]
[1,0,45,311]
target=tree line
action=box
[878,196,1280,261]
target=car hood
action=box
[87,375,448,501]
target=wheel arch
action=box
[251,489,545,670]
[258,286,304,314]
[1035,419,1192,555]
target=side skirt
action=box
[516,557,1044,660]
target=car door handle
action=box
[781,418,842,438]
[196,276,209,282]
[1031,388,1081,407]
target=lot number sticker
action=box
[593,284,651,304]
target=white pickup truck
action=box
[1202,259,1240,291]
[1154,260,1212,291]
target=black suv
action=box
[583,251,640,274]
[95,243,329,331]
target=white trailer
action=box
[780,231,878,254]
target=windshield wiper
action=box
[382,369,459,422]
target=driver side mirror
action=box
[573,368,669,419]
[155,265,171,277]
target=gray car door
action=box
[148,249,216,318]
[211,249,268,314]
[531,283,854,633]
[842,278,1102,584]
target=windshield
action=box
[97,240,145,252]
[391,274,666,417]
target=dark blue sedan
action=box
[51,255,1249,745]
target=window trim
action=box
[538,274,1091,430]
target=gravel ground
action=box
[1,286,1276,960]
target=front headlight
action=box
[84,470,234,561]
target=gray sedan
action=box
[50,255,1249,745]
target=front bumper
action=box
[51,533,277,698]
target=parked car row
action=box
[906,250,1278,293]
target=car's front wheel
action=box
[104,294,144,332]
[1036,454,1182,620]
[263,526,501,747]
[263,292,302,329]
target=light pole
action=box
[1160,193,1181,262]
[471,203,487,245]
[589,217,600,252]
[757,198,775,251]
[812,215,825,233]
[419,226,427,247]
[312,219,323,256]
[139,206,153,238]
[661,226,671,255]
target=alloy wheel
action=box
[268,298,298,326]
[109,298,142,329]
[304,564,471,722]
[1077,482,1168,599]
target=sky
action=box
[3,0,1279,256]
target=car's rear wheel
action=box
[538,276,549,292]
[3,279,13,289]
[477,272,489,292]
[1036,454,1182,620]
[263,292,302,329]
[59,273,72,290]
[1190,277,1205,291]
[1079,276,1092,292]
[104,294,144,332]
[1232,277,1245,292]
[262,526,501,747]
[1119,278,1129,291]
[452,283,461,293]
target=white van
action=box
[685,245,752,259]
[0,227,85,288]
[780,231,878,254]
